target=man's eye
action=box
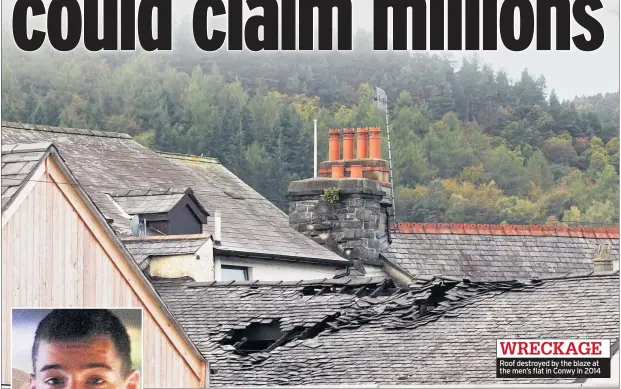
[86,377,106,385]
[44,377,64,386]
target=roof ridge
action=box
[158,151,220,164]
[1,121,132,139]
[391,222,620,239]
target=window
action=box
[221,265,249,281]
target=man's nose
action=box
[66,379,84,389]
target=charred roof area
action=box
[151,272,614,379]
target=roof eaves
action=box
[214,246,350,265]
[120,234,212,242]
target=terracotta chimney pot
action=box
[332,165,344,178]
[328,129,341,161]
[357,128,369,159]
[350,165,363,178]
[369,127,382,159]
[342,128,355,160]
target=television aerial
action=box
[130,215,141,236]
[373,86,396,223]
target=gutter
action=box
[214,247,350,267]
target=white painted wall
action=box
[364,265,386,277]
[215,256,340,281]
[149,240,215,282]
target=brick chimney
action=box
[288,127,393,266]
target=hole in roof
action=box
[220,320,302,355]
[219,314,341,358]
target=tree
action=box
[525,150,553,189]
[1,43,618,223]
[542,134,577,165]
[584,201,616,225]
[483,145,529,196]
[562,206,583,225]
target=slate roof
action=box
[121,235,212,270]
[153,276,392,380]
[0,122,347,265]
[384,222,620,280]
[153,272,619,386]
[111,189,187,215]
[1,142,53,210]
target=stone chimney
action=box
[288,128,393,266]
[594,243,614,273]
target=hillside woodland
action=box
[2,32,619,226]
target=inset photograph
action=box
[12,308,142,389]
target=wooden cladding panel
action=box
[1,177,201,388]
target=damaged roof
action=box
[1,142,53,210]
[0,122,347,265]
[153,272,619,386]
[384,222,620,280]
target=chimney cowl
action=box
[356,128,369,159]
[369,127,382,159]
[342,128,355,160]
[332,165,345,178]
[328,129,341,161]
[350,165,363,178]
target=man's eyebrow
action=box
[84,363,113,370]
[40,364,64,372]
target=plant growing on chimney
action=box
[321,187,340,203]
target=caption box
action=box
[496,339,611,379]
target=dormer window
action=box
[110,188,209,235]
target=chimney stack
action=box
[357,128,368,159]
[328,129,341,161]
[594,243,613,273]
[342,128,355,160]
[288,126,394,267]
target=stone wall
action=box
[288,178,391,265]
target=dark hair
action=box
[32,309,132,377]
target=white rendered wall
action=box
[215,256,340,281]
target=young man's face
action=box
[29,335,140,389]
